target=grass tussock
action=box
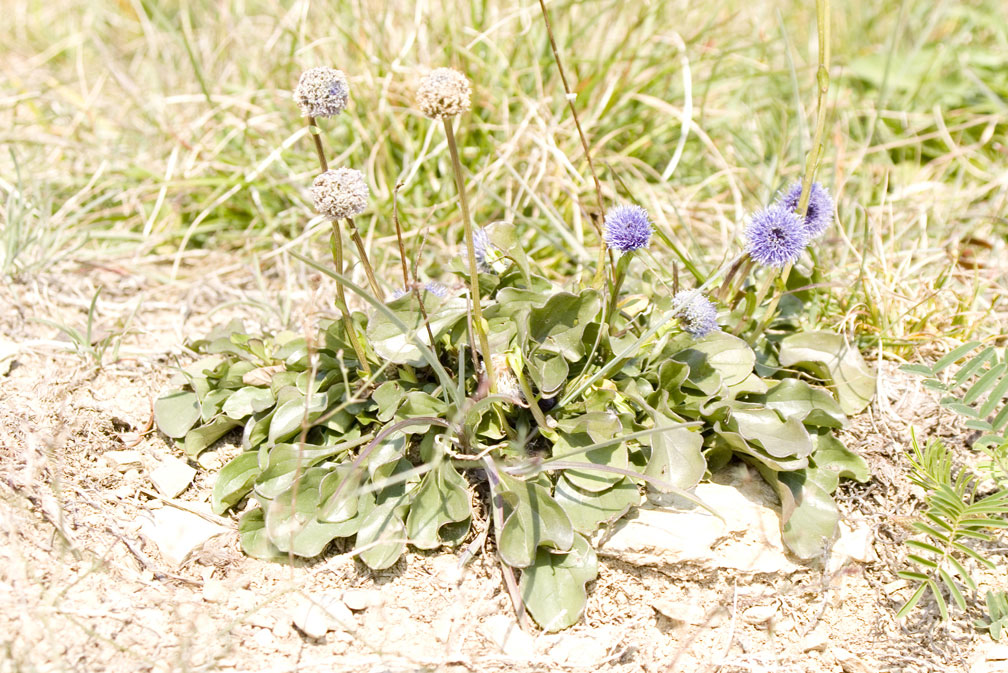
[1,0,1006,349]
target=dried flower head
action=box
[490,353,523,401]
[777,182,834,239]
[673,290,719,338]
[416,68,472,119]
[604,204,653,253]
[311,168,368,220]
[294,67,350,118]
[745,205,809,268]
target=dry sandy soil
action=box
[2,256,1006,673]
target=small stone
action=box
[800,626,829,652]
[550,633,609,667]
[197,451,222,471]
[104,450,145,471]
[202,577,228,603]
[483,614,535,659]
[599,482,800,574]
[742,604,777,626]
[150,457,196,498]
[651,600,708,626]
[882,579,908,595]
[982,643,1008,661]
[832,647,872,673]
[291,593,354,639]
[342,588,383,611]
[828,519,877,573]
[139,504,229,567]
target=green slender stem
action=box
[734,264,778,336]
[345,216,383,299]
[307,117,328,171]
[797,0,831,215]
[330,222,371,374]
[751,0,830,335]
[443,117,495,390]
[607,253,631,332]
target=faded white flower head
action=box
[311,168,368,220]
[416,67,471,119]
[294,67,350,118]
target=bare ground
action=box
[2,258,1006,673]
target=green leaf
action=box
[900,364,934,377]
[155,390,201,439]
[644,423,705,492]
[367,292,467,366]
[267,390,330,445]
[222,386,276,420]
[520,533,598,632]
[526,351,569,397]
[896,583,929,619]
[674,332,756,389]
[551,429,628,493]
[317,464,365,523]
[405,461,472,549]
[212,451,260,514]
[262,468,348,557]
[356,500,407,570]
[931,341,981,373]
[752,465,840,560]
[810,433,870,487]
[761,379,847,428]
[778,331,876,414]
[255,442,348,499]
[238,507,284,560]
[729,406,814,459]
[498,473,575,568]
[553,476,641,534]
[183,417,239,457]
[526,290,601,361]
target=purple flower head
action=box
[777,182,833,239]
[473,227,491,271]
[745,205,809,268]
[673,290,719,338]
[604,204,653,253]
[389,282,450,301]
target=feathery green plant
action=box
[902,342,1008,483]
[896,430,1008,621]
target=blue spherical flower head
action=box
[604,204,653,253]
[777,182,834,239]
[746,205,809,268]
[673,290,719,338]
[472,227,491,271]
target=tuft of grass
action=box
[1,0,1005,347]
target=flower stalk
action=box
[443,118,495,390]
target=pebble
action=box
[150,457,196,498]
[742,604,777,626]
[800,626,829,652]
[482,614,535,659]
[104,450,144,471]
[342,588,382,611]
[290,592,354,639]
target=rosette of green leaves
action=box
[155,241,875,632]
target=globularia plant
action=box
[155,1,874,633]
